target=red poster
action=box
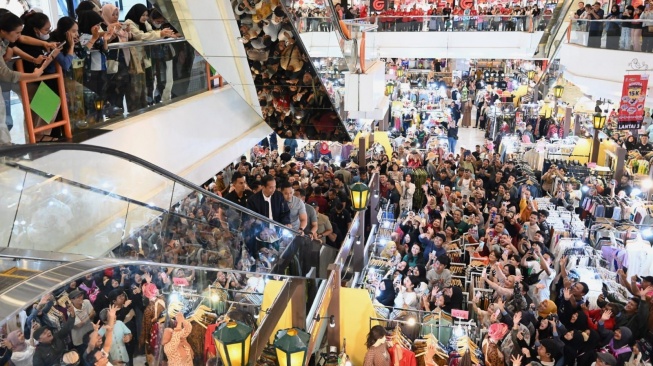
[618,74,649,130]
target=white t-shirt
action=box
[72,299,95,346]
[10,345,35,366]
[527,260,556,303]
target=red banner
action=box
[618,74,649,130]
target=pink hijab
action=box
[488,323,508,342]
[7,331,27,353]
[143,283,159,301]
[101,4,129,42]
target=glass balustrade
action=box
[302,15,543,33]
[5,38,212,144]
[0,144,316,278]
[0,258,321,366]
[569,19,653,53]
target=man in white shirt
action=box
[69,289,95,351]
[521,245,556,304]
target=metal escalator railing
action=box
[0,144,308,277]
[538,0,576,58]
[0,259,320,366]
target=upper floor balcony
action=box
[299,14,552,59]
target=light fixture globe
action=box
[213,320,252,366]
[593,113,606,130]
[553,85,565,98]
[349,182,370,211]
[274,328,310,366]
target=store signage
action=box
[372,0,388,11]
[617,74,649,130]
[452,309,469,319]
[461,0,474,9]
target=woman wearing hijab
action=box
[606,5,622,50]
[3,329,36,366]
[537,299,558,319]
[77,10,115,122]
[375,279,396,308]
[566,308,589,331]
[483,322,508,366]
[605,326,634,366]
[101,3,130,117]
[123,4,175,111]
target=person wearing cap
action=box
[69,289,95,353]
[32,301,76,366]
[235,155,252,172]
[597,352,619,366]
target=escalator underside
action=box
[153,0,351,141]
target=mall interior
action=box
[1,0,653,365]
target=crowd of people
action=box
[0,264,265,366]
[0,0,199,145]
[573,0,653,52]
[375,4,550,32]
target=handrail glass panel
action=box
[0,259,322,366]
[569,19,651,52]
[336,15,539,32]
[6,38,211,144]
[0,144,310,277]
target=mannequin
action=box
[363,325,390,366]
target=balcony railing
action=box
[298,15,548,33]
[568,19,653,53]
[6,38,217,144]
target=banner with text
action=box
[618,74,649,130]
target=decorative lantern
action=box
[213,321,252,366]
[593,113,606,130]
[274,328,310,366]
[349,182,370,211]
[553,85,565,98]
[527,70,536,80]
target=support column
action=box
[562,107,572,138]
[574,113,581,136]
[353,211,365,272]
[326,267,341,351]
[590,130,600,163]
[370,174,380,227]
[290,280,306,329]
[614,146,627,181]
[358,136,366,166]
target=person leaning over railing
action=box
[0,11,53,146]
[622,6,635,50]
[633,5,645,52]
[123,4,177,112]
[78,10,118,124]
[642,4,653,52]
[101,3,129,118]
[17,11,69,141]
[605,5,622,50]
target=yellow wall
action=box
[597,139,620,167]
[339,288,380,366]
[260,280,293,343]
[571,137,592,164]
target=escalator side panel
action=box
[153,0,351,141]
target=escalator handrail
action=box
[324,0,353,41]
[0,143,301,236]
[0,258,307,326]
[543,0,575,56]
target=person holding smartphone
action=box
[0,12,53,145]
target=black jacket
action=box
[33,314,75,366]
[247,191,291,225]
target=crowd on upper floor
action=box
[0,0,198,145]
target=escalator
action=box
[151,0,356,141]
[0,144,310,277]
[0,259,322,366]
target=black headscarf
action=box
[77,10,104,34]
[567,309,589,331]
[375,279,396,307]
[124,4,149,32]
